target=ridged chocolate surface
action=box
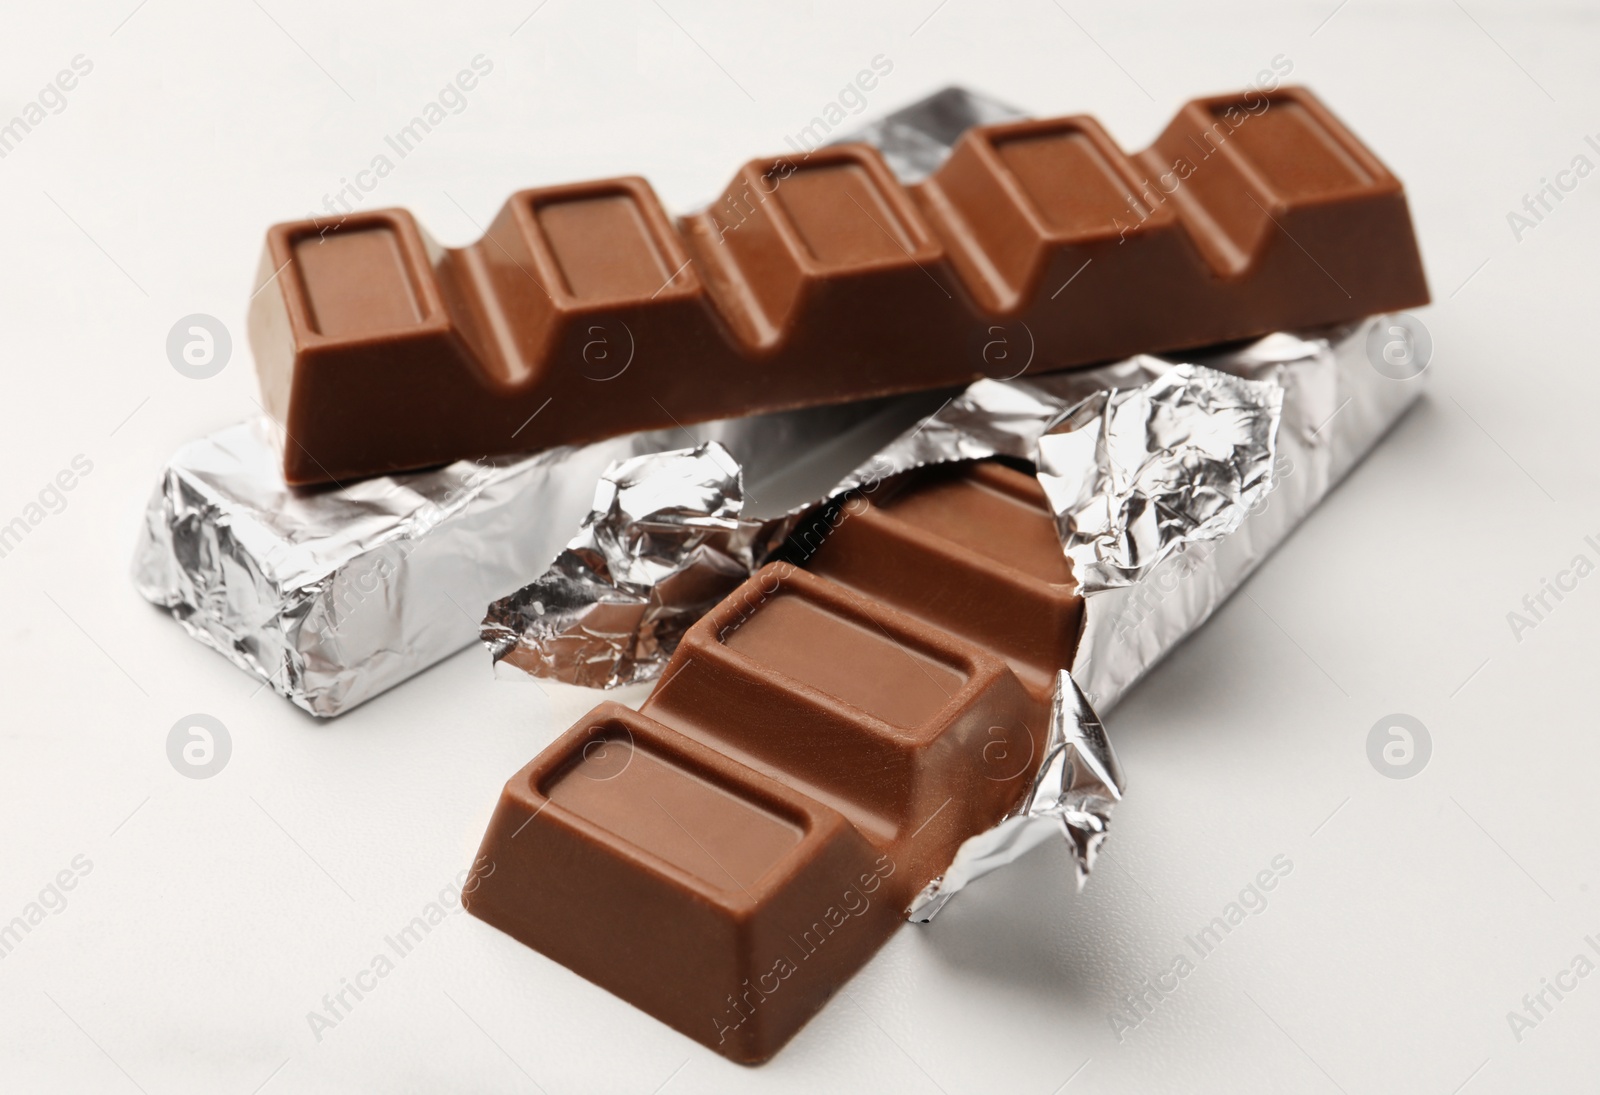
[465,462,1084,1062]
[250,86,1428,484]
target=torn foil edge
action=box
[907,672,1124,922]
[487,359,1288,686]
[1036,365,1284,595]
[130,402,884,717]
[481,442,791,689]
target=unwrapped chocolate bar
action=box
[252,86,1426,484]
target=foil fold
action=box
[132,403,890,716]
[482,443,790,689]
[1036,364,1283,594]
[907,672,1124,922]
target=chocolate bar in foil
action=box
[130,396,927,716]
[482,314,1429,916]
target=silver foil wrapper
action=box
[131,402,896,716]
[907,672,1124,922]
[837,85,1025,183]
[481,443,791,689]
[1071,323,1420,708]
[488,316,1425,913]
[1036,365,1283,594]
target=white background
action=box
[1,1,1596,1091]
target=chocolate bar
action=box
[251,86,1427,485]
[464,461,1080,1062]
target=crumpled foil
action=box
[131,401,895,716]
[812,319,1418,710]
[907,672,1124,921]
[488,316,1425,914]
[482,443,791,688]
[131,85,1022,717]
[1036,365,1283,594]
[1070,323,1415,709]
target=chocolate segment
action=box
[468,704,897,1064]
[252,86,1428,484]
[466,460,1078,1062]
[797,462,1082,699]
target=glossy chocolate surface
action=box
[251,86,1428,484]
[465,461,1081,1062]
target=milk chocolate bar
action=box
[252,86,1427,484]
[464,461,1080,1062]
